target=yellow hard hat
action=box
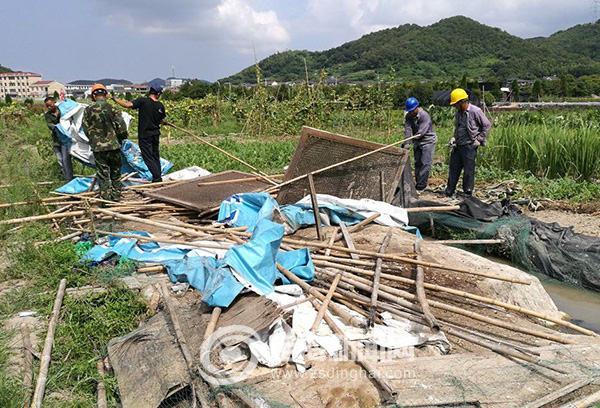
[450,88,468,106]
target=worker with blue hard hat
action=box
[403,97,437,192]
[112,83,167,183]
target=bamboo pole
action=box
[333,213,381,241]
[310,273,342,332]
[307,173,323,240]
[405,205,460,213]
[414,240,440,331]
[197,174,284,187]
[97,360,107,408]
[22,326,33,408]
[559,388,600,408]
[327,287,565,372]
[204,307,222,341]
[307,297,398,401]
[369,229,393,327]
[339,222,359,260]
[95,210,524,286]
[525,378,593,408]
[316,267,572,344]
[314,258,594,336]
[283,237,531,285]
[276,263,363,328]
[96,209,213,239]
[265,133,422,193]
[32,278,67,408]
[431,239,505,245]
[165,122,278,186]
[0,210,89,225]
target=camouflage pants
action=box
[94,149,122,201]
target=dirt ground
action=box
[524,208,600,237]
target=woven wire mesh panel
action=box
[276,127,408,205]
[144,170,272,212]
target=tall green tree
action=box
[4,94,12,104]
[459,74,468,89]
[511,79,520,101]
[491,81,502,99]
[532,80,542,101]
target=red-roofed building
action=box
[0,72,43,98]
[30,80,65,98]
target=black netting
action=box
[408,197,600,291]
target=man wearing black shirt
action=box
[113,86,166,182]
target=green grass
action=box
[1,100,600,407]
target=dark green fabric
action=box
[94,149,122,201]
[44,110,62,147]
[82,100,128,152]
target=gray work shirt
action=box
[404,109,437,146]
[454,104,492,146]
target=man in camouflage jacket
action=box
[82,84,128,201]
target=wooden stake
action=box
[557,387,600,408]
[414,240,440,331]
[307,173,323,240]
[32,278,67,408]
[22,326,33,408]
[97,360,107,408]
[369,229,393,327]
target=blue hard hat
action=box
[149,84,164,94]
[405,97,419,112]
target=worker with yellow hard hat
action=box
[444,88,491,198]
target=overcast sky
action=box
[0,0,593,83]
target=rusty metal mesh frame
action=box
[144,170,272,212]
[276,127,409,205]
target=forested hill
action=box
[220,16,600,84]
[0,64,12,74]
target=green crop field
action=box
[0,91,599,406]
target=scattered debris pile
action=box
[3,126,600,408]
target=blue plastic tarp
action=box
[217,193,421,237]
[81,220,314,307]
[121,140,173,181]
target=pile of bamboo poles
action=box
[2,135,596,402]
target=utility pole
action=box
[171,66,175,78]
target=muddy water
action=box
[484,255,600,334]
[536,276,600,334]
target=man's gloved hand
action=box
[473,139,481,148]
[401,142,409,149]
[446,137,456,148]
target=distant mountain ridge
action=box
[68,78,133,85]
[0,64,13,74]
[220,16,600,84]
